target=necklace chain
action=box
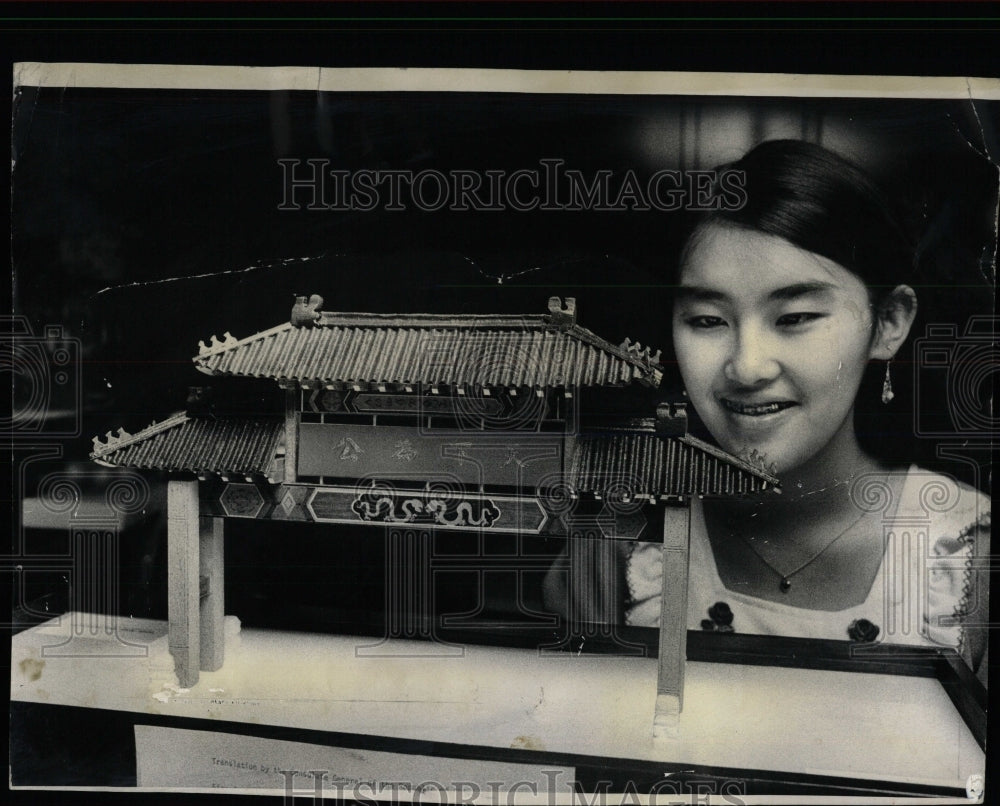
[738,472,886,592]
[741,509,869,591]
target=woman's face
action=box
[672,222,877,476]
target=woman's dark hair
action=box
[684,139,915,309]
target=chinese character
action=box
[394,439,417,462]
[335,437,363,461]
[504,448,524,466]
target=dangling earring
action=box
[881,361,894,404]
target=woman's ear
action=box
[869,285,918,360]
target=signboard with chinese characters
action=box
[297,423,565,488]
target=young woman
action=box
[547,140,990,681]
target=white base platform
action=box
[10,613,984,792]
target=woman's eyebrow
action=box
[675,281,837,304]
[674,286,729,303]
[768,281,837,301]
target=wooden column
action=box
[167,480,200,687]
[199,517,225,671]
[653,503,691,738]
[283,387,298,483]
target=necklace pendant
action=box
[780,578,792,593]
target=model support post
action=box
[653,503,691,738]
[168,480,201,687]
[199,516,225,672]
[283,388,298,483]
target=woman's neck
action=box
[721,414,888,523]
[702,413,905,608]
[779,440,882,505]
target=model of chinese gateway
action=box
[92,294,778,732]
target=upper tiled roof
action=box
[192,297,663,390]
[90,414,283,478]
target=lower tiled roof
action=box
[570,428,778,498]
[90,414,283,477]
[91,415,776,496]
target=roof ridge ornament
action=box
[620,337,662,366]
[91,426,133,455]
[744,447,779,478]
[90,411,191,460]
[655,401,688,437]
[291,293,324,327]
[547,296,576,327]
[197,331,239,356]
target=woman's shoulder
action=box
[894,467,991,681]
[894,465,990,554]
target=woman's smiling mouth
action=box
[720,398,798,417]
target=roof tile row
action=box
[92,415,283,477]
[194,317,662,389]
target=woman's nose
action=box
[724,327,781,386]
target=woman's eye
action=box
[685,315,727,329]
[776,312,824,327]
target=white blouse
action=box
[625,467,990,657]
